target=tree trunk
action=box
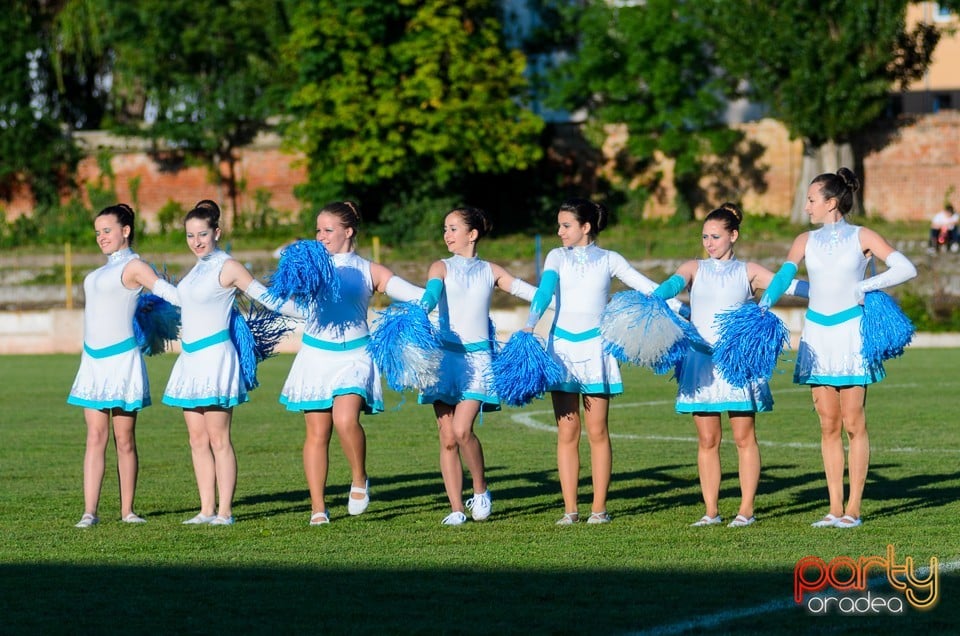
[789,139,858,222]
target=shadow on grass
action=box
[2,564,956,634]
[218,461,960,525]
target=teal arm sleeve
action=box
[526,270,558,328]
[653,274,686,300]
[420,278,443,312]
[759,262,798,308]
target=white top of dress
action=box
[805,220,869,315]
[543,243,656,333]
[437,255,494,345]
[689,258,751,345]
[82,248,141,347]
[178,249,235,342]
[306,251,373,341]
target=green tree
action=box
[701,1,940,221]
[0,1,79,206]
[281,0,544,221]
[546,0,741,219]
[105,0,291,228]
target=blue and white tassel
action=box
[600,291,686,370]
[266,240,340,315]
[713,302,789,387]
[230,300,295,391]
[133,294,181,356]
[368,301,442,393]
[492,331,564,407]
[861,291,914,367]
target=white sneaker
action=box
[811,514,840,528]
[75,514,98,528]
[465,490,492,521]
[441,511,467,526]
[690,515,722,527]
[122,513,147,524]
[209,515,235,526]
[182,513,217,525]
[347,479,369,516]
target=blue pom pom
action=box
[133,293,181,356]
[230,299,295,391]
[368,301,442,392]
[861,291,914,366]
[492,331,564,407]
[266,240,341,315]
[600,291,686,369]
[713,302,789,387]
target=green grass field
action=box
[1,351,957,634]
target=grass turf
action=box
[0,350,957,633]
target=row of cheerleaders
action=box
[80,239,912,411]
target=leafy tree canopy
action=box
[546,0,741,217]
[282,0,544,209]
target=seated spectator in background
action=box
[929,204,959,253]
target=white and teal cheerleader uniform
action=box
[531,244,657,396]
[419,255,501,411]
[163,250,246,409]
[280,251,384,414]
[68,248,150,412]
[676,258,773,413]
[794,219,883,386]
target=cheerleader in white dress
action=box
[524,199,661,525]
[279,201,422,525]
[417,207,538,526]
[68,204,180,528]
[163,200,284,527]
[653,203,805,529]
[764,169,916,528]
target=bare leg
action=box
[552,392,581,514]
[303,410,333,514]
[729,413,759,519]
[812,386,845,517]
[436,402,465,512]
[451,400,485,493]
[693,414,722,519]
[582,395,611,514]
[81,408,110,517]
[111,409,139,518]
[331,394,367,496]
[204,408,236,519]
[184,408,216,516]
[839,386,869,519]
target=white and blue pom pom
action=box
[230,301,295,391]
[652,311,708,378]
[266,240,341,314]
[492,331,564,407]
[713,302,789,387]
[133,293,181,356]
[861,291,914,366]
[600,291,685,369]
[368,301,442,392]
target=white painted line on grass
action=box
[508,384,960,454]
[625,558,960,636]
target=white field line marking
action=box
[626,558,960,636]
[509,384,960,454]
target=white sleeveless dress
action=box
[162,250,246,408]
[67,248,150,412]
[280,251,383,414]
[419,255,499,411]
[794,219,883,386]
[676,258,773,413]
